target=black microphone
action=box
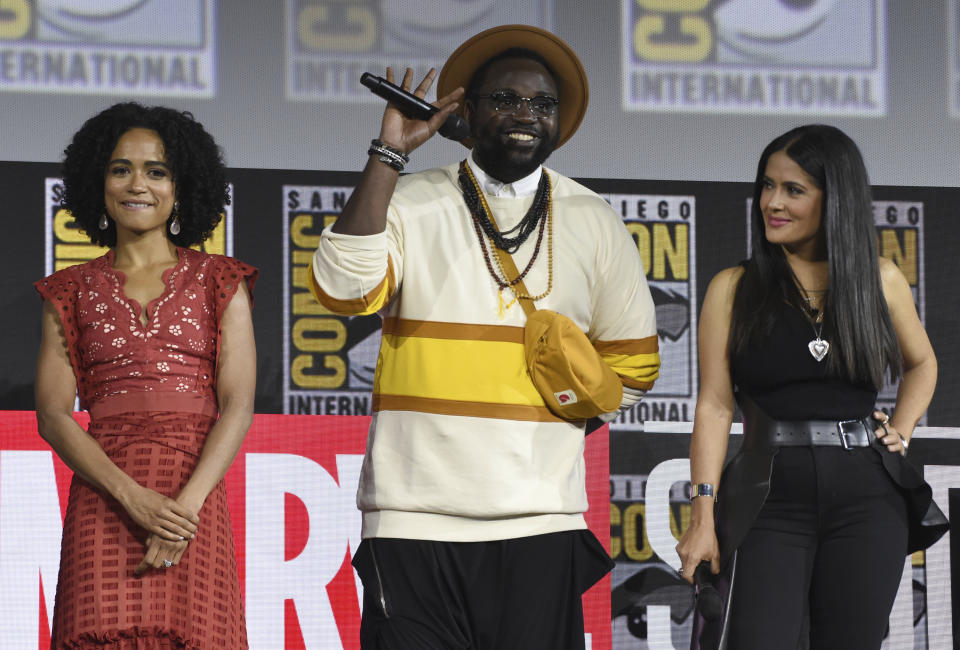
[360,72,470,142]
[694,562,723,621]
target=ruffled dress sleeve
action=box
[207,256,257,366]
[209,255,258,320]
[34,266,85,394]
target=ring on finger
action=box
[161,559,173,568]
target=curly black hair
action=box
[61,102,229,248]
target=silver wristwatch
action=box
[690,483,715,500]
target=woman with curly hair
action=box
[35,102,254,648]
[676,124,946,649]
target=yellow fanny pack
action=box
[523,308,623,420]
[493,247,622,421]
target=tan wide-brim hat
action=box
[437,24,589,149]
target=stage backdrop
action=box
[1,162,958,426]
[2,2,960,191]
[0,410,611,650]
[1,162,958,648]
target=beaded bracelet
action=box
[368,139,409,172]
[371,139,409,162]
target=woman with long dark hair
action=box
[676,124,946,649]
[35,102,255,648]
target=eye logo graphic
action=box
[382,0,499,55]
[41,0,148,15]
[715,0,836,62]
[36,0,205,46]
[651,287,689,342]
[286,0,552,100]
[38,0,153,37]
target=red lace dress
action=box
[35,247,256,649]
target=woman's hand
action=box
[873,410,907,455]
[118,483,199,541]
[378,67,463,154]
[675,518,720,585]
[134,533,189,576]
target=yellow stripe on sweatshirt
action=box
[376,333,544,406]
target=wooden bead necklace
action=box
[459,161,554,313]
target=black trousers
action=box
[727,446,910,650]
[351,530,613,650]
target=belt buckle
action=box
[836,420,861,450]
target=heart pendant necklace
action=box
[806,308,829,362]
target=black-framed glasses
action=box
[475,91,560,117]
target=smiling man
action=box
[311,25,659,650]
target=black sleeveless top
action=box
[730,301,877,421]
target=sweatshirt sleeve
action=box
[310,207,403,316]
[589,209,660,395]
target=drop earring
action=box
[99,213,109,230]
[169,201,181,235]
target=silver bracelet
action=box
[690,483,715,500]
[368,139,409,172]
[367,144,405,172]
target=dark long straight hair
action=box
[730,124,901,389]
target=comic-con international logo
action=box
[622,0,886,115]
[0,1,215,96]
[600,192,697,429]
[283,185,384,415]
[285,0,552,101]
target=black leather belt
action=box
[761,418,874,449]
[738,393,875,451]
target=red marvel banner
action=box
[0,411,611,649]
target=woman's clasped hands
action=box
[118,483,199,575]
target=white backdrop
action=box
[1,1,959,187]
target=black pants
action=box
[351,530,613,650]
[727,446,910,650]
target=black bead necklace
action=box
[459,160,554,312]
[458,161,549,254]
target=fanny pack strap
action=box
[490,245,537,318]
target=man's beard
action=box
[471,130,559,183]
